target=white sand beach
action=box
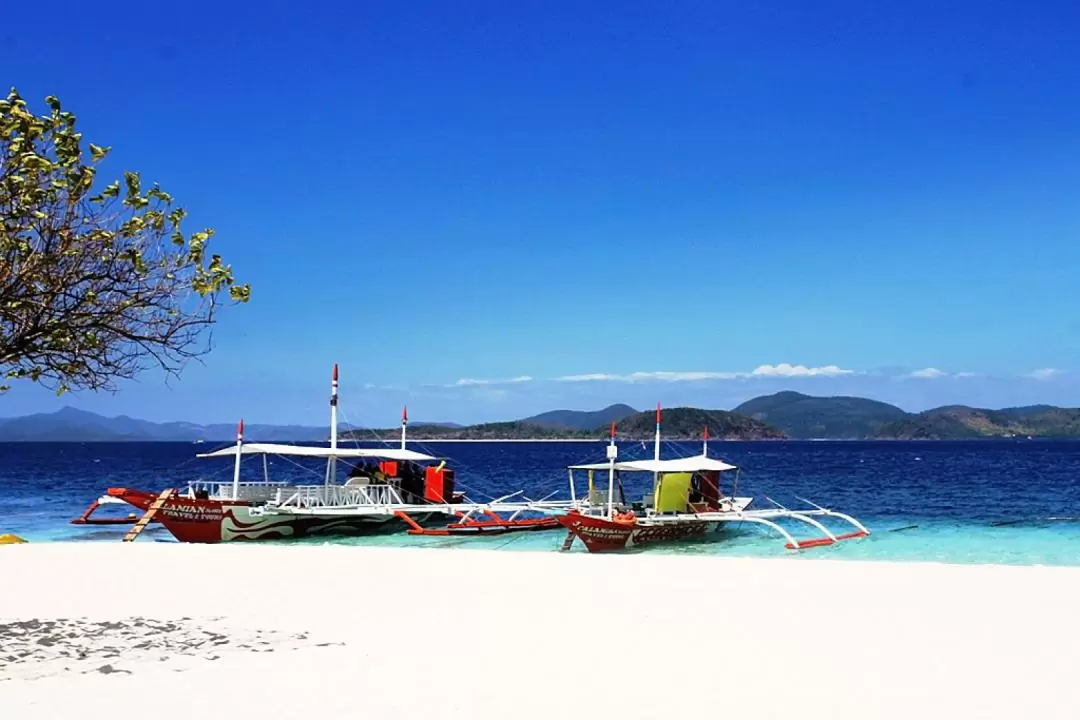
[2,543,1079,719]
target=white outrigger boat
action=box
[80,365,574,543]
[554,407,871,553]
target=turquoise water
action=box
[264,517,1080,567]
[3,440,1080,567]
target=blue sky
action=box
[2,0,1079,425]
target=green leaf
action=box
[124,170,140,197]
[89,143,110,161]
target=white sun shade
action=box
[196,443,437,462]
[568,455,737,473]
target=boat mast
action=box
[327,363,339,487]
[653,403,661,496]
[232,418,243,500]
[606,422,618,519]
[401,405,408,450]
[654,403,662,462]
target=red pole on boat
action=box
[703,425,709,456]
[401,405,408,449]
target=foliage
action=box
[0,89,249,394]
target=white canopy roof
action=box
[196,443,437,462]
[569,455,737,473]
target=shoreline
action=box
[4,538,1079,570]
[3,538,1079,571]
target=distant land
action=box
[734,390,908,440]
[520,404,637,430]
[346,406,786,442]
[2,393,1080,441]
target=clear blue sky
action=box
[3,0,1079,425]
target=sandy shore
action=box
[2,543,1079,719]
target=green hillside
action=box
[521,404,638,430]
[734,391,908,439]
[874,405,1080,439]
[615,407,787,440]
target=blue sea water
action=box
[2,439,1079,566]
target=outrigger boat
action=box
[555,407,870,553]
[78,365,571,543]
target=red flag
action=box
[704,425,709,441]
[237,418,244,439]
[656,402,661,424]
[403,405,408,423]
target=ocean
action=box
[2,439,1079,566]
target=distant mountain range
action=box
[735,392,1080,440]
[3,393,1080,441]
[0,406,338,442]
[353,406,785,441]
[520,404,638,430]
[871,404,1080,440]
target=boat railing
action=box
[273,483,405,509]
[185,480,291,502]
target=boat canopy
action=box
[196,443,438,462]
[568,455,737,473]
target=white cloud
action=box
[749,363,854,378]
[453,376,533,387]
[627,371,741,382]
[1027,368,1063,381]
[555,364,854,383]
[909,367,948,379]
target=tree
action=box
[0,88,250,394]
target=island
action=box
[4,393,1080,441]
[345,407,788,441]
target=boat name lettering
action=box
[576,526,631,537]
[164,503,223,521]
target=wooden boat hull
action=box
[106,488,427,544]
[556,512,712,553]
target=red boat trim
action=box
[403,511,561,536]
[785,529,869,551]
[70,497,143,526]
